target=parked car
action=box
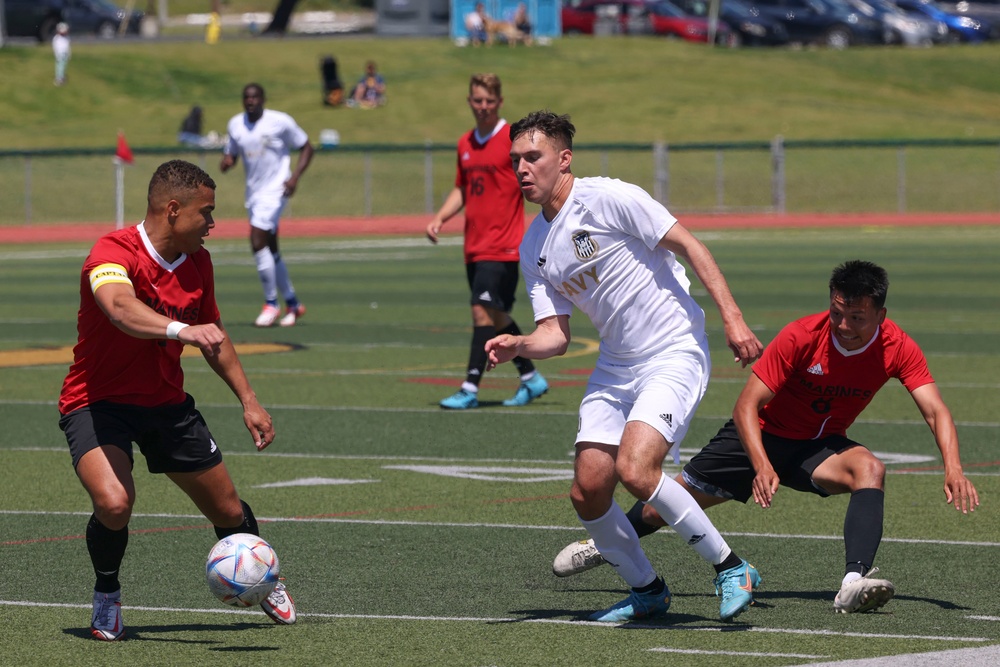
[672,0,791,44]
[561,0,653,34]
[933,0,1000,26]
[561,0,736,41]
[742,0,886,46]
[646,0,738,43]
[843,0,945,44]
[2,0,143,42]
[892,0,994,40]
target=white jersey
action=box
[224,109,309,207]
[520,176,707,362]
[52,34,71,59]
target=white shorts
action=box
[247,197,286,233]
[576,340,711,464]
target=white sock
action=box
[645,472,731,565]
[580,502,656,588]
[460,382,479,394]
[254,248,278,304]
[273,253,297,304]
[842,572,863,587]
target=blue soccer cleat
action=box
[589,583,671,623]
[440,389,479,410]
[714,558,761,621]
[503,373,549,407]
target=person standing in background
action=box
[426,73,548,410]
[53,22,71,86]
[221,83,314,327]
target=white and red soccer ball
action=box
[205,533,279,606]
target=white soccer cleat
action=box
[254,304,280,327]
[90,589,124,641]
[279,304,306,327]
[552,538,607,577]
[834,568,895,613]
[260,580,296,625]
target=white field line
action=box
[0,600,991,643]
[4,445,1000,479]
[2,509,998,548]
[2,398,999,430]
[648,647,828,658]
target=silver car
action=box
[845,0,947,43]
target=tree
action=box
[264,0,301,34]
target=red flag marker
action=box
[115,132,134,165]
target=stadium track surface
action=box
[1,212,999,244]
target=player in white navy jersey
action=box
[486,111,764,623]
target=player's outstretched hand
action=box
[485,334,521,371]
[177,323,226,357]
[944,471,979,514]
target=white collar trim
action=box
[474,119,507,144]
[138,221,186,271]
[831,325,879,357]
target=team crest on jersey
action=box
[571,230,599,261]
[462,151,471,161]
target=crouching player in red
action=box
[58,160,296,640]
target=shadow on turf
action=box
[63,621,278,643]
[509,589,759,626]
[753,590,969,611]
[512,587,963,624]
[434,399,510,409]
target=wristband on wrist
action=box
[166,321,190,340]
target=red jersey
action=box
[753,312,934,440]
[59,224,221,414]
[455,121,525,264]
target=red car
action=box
[562,0,734,43]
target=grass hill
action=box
[1,33,999,151]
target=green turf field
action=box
[1,226,998,665]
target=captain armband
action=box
[89,263,132,294]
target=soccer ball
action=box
[205,533,280,607]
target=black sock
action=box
[496,321,536,376]
[844,488,884,576]
[633,576,666,595]
[86,514,128,593]
[465,326,494,386]
[214,500,260,540]
[714,552,744,574]
[625,501,662,539]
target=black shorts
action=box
[59,394,223,474]
[682,420,862,503]
[466,261,520,313]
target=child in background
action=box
[53,22,71,86]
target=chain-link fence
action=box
[2,137,998,225]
